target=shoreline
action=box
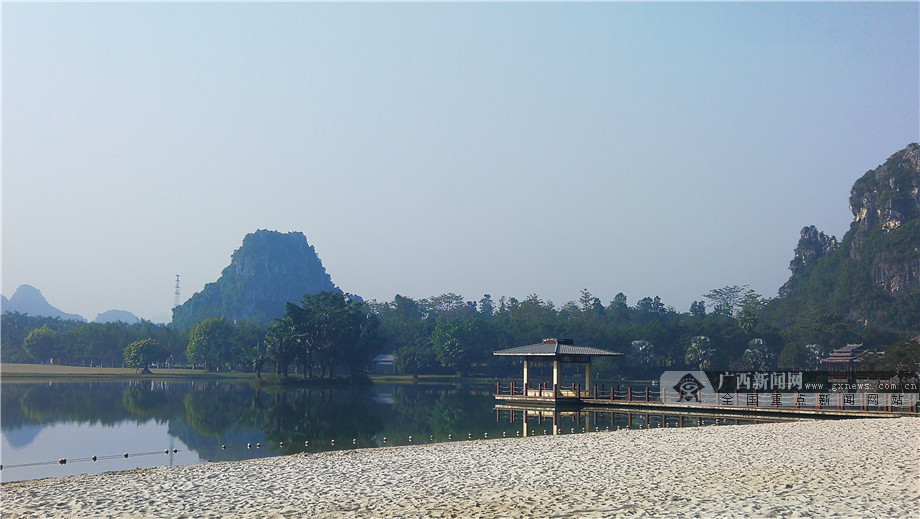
[2,417,918,518]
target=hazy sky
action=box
[3,2,918,323]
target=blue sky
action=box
[2,2,918,322]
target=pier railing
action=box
[495,382,661,402]
[495,382,919,414]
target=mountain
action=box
[0,285,86,321]
[94,309,140,324]
[771,143,920,337]
[171,230,340,328]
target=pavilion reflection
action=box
[494,404,792,437]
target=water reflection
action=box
[495,405,788,438]
[1,381,512,481]
[1,381,792,482]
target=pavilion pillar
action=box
[585,362,592,397]
[523,359,530,389]
[553,360,561,389]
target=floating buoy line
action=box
[1,449,179,471]
[2,426,630,473]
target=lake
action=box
[1,379,773,482]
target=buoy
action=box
[429,435,434,441]
[582,428,586,433]
[164,449,169,455]
[92,456,97,462]
[448,434,452,440]
[571,428,575,433]
[247,443,252,449]
[279,442,284,447]
[221,445,227,450]
[468,433,472,439]
[516,431,520,437]
[173,449,178,454]
[124,453,129,459]
[484,432,487,438]
[408,435,412,442]
[502,431,506,437]
[256,443,261,448]
[383,437,387,443]
[352,439,357,445]
[59,458,67,465]
[330,440,335,445]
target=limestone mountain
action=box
[171,230,340,328]
[771,143,920,337]
[94,309,140,324]
[0,285,86,321]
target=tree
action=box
[123,339,168,372]
[23,325,60,364]
[265,314,297,377]
[241,341,268,379]
[629,340,656,371]
[703,285,750,318]
[186,317,233,371]
[430,317,487,376]
[876,339,920,372]
[741,338,775,370]
[685,336,714,369]
[280,292,381,379]
[689,301,707,318]
[736,290,765,334]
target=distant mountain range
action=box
[0,285,86,321]
[0,285,142,323]
[170,229,341,328]
[93,309,140,324]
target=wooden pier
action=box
[494,381,920,419]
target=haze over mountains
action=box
[0,285,140,324]
[3,144,919,334]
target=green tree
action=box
[703,285,749,318]
[685,336,714,369]
[430,317,487,376]
[736,290,765,334]
[265,313,298,377]
[123,338,168,372]
[186,317,233,372]
[23,325,60,364]
[629,340,656,371]
[741,338,775,370]
[876,339,920,372]
[282,292,382,379]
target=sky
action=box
[2,2,918,323]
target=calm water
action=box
[1,380,774,482]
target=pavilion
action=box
[494,338,622,403]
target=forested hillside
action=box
[171,230,340,329]
[4,146,918,377]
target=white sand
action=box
[2,417,918,518]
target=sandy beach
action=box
[2,417,918,518]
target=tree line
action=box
[3,287,917,378]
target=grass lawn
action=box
[0,363,253,380]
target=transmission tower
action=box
[173,275,181,308]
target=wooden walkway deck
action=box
[495,382,920,419]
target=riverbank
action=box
[2,417,917,518]
[0,363,249,381]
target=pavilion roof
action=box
[820,343,871,364]
[493,338,622,357]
